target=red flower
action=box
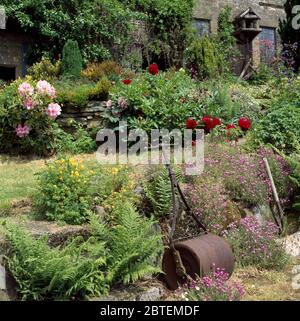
[226,124,236,130]
[192,140,197,146]
[148,63,159,75]
[238,117,251,131]
[186,118,198,129]
[212,117,221,127]
[122,79,132,85]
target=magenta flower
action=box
[46,103,61,119]
[18,82,34,98]
[16,124,30,138]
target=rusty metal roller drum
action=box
[162,233,235,290]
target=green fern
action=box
[143,166,182,218]
[4,223,108,300]
[89,200,163,285]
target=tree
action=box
[61,40,83,77]
[279,0,300,72]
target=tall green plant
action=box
[62,40,83,77]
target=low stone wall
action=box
[58,101,106,129]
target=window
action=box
[0,66,16,81]
[193,19,210,37]
[260,27,276,64]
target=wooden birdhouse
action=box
[234,7,262,44]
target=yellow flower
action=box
[111,167,119,175]
[80,165,85,170]
[74,171,80,177]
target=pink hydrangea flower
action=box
[16,124,30,138]
[18,82,34,98]
[23,98,37,110]
[36,80,56,98]
[46,103,61,119]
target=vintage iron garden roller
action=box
[162,163,235,290]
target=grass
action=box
[0,154,96,211]
[231,261,300,301]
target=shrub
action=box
[33,158,94,224]
[185,36,224,80]
[4,223,108,300]
[0,79,61,155]
[224,216,289,270]
[28,57,62,81]
[53,123,97,155]
[101,69,203,131]
[62,40,83,78]
[180,268,245,301]
[89,78,112,101]
[81,61,123,82]
[253,104,300,153]
[89,199,163,285]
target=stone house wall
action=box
[0,30,30,79]
[193,0,286,69]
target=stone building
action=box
[193,0,286,73]
[0,9,31,81]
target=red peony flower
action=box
[212,117,221,127]
[122,79,132,85]
[225,124,236,130]
[238,117,251,131]
[202,116,215,131]
[148,63,159,75]
[186,118,198,129]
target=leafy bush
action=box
[89,78,112,101]
[81,61,123,82]
[225,217,289,270]
[181,268,245,301]
[28,57,62,81]
[253,104,300,153]
[53,123,97,154]
[56,78,112,108]
[4,223,108,300]
[33,158,94,224]
[0,79,61,155]
[185,36,224,80]
[90,199,163,285]
[62,40,83,78]
[102,69,203,131]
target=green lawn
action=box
[0,156,46,209]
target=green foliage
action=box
[56,78,112,108]
[286,153,300,216]
[3,0,134,63]
[253,104,300,153]
[143,166,182,219]
[28,57,62,81]
[62,40,83,78]
[102,69,203,131]
[53,123,97,155]
[33,158,93,224]
[89,199,163,285]
[4,223,107,300]
[185,36,224,80]
[217,5,237,74]
[81,61,124,82]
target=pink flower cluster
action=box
[18,82,34,98]
[36,80,56,98]
[16,124,30,138]
[181,267,245,301]
[46,103,62,119]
